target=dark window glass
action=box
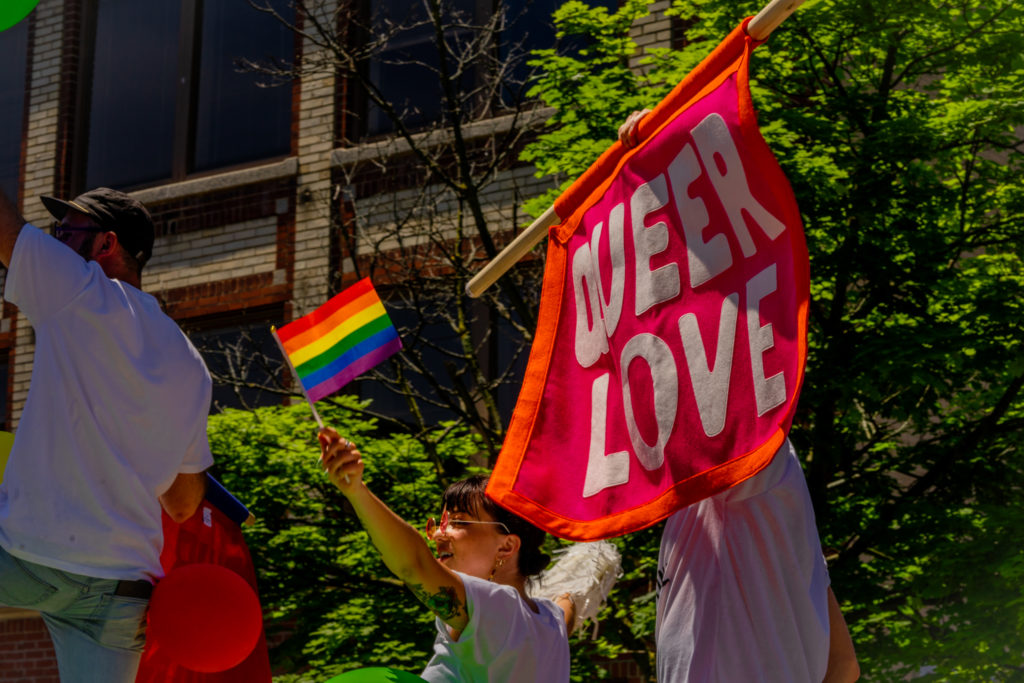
[498,0,558,104]
[354,294,533,428]
[366,0,475,136]
[357,302,465,425]
[193,0,293,171]
[494,313,530,423]
[185,314,285,413]
[0,20,29,200]
[86,0,180,189]
[85,0,293,189]
[363,0,616,137]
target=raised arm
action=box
[319,427,470,633]
[0,189,26,267]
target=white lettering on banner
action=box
[667,142,729,289]
[632,175,680,316]
[690,113,786,258]
[746,264,786,416]
[591,203,626,337]
[583,373,631,497]
[572,240,608,368]
[678,293,739,438]
[620,333,678,471]
[570,112,793,496]
[581,269,784,496]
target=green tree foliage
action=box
[523,0,1024,679]
[209,398,652,681]
[238,0,554,460]
[209,398,461,679]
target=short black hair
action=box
[442,475,551,577]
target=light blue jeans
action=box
[0,544,148,683]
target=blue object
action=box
[204,473,252,527]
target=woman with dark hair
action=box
[318,427,574,681]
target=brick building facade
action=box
[0,1,677,680]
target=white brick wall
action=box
[10,0,65,425]
[144,217,280,293]
[630,1,675,70]
[21,0,62,227]
[355,165,556,255]
[3,0,677,424]
[289,0,337,317]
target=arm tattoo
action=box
[407,582,464,622]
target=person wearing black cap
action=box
[0,188,214,681]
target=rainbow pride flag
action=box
[274,278,402,402]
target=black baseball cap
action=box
[40,187,155,267]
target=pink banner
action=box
[488,21,809,540]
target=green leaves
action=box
[203,1,1024,677]
[520,0,662,218]
[522,0,1024,677]
[207,397,463,677]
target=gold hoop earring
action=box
[489,557,505,581]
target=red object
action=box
[487,18,809,540]
[136,504,272,682]
[147,563,261,672]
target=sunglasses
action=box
[53,222,105,243]
[425,509,510,537]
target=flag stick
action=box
[465,205,559,298]
[747,0,806,41]
[271,326,325,429]
[464,0,806,298]
[271,326,350,483]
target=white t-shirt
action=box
[655,439,831,683]
[0,223,214,581]
[421,572,570,682]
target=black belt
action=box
[113,579,154,599]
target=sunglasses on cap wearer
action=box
[52,222,106,243]
[425,509,511,538]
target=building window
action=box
[182,306,287,413]
[498,0,559,105]
[0,19,28,201]
[364,0,474,137]
[362,0,581,139]
[355,291,532,429]
[81,0,294,191]
[356,300,468,425]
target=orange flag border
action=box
[487,18,810,540]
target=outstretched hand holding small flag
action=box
[272,277,402,429]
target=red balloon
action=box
[148,563,263,673]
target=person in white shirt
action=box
[0,188,213,682]
[655,440,859,682]
[319,427,573,682]
[617,111,859,682]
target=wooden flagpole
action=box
[271,325,325,429]
[271,325,351,482]
[747,0,806,41]
[464,0,806,298]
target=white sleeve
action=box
[5,223,98,324]
[179,354,215,473]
